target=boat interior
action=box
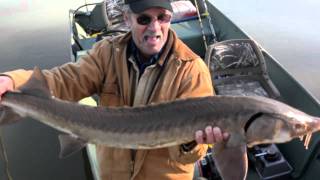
[68,0,320,179]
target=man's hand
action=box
[0,76,14,101]
[195,126,229,144]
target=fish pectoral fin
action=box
[0,105,23,125]
[212,143,248,180]
[58,134,87,158]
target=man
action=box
[0,0,228,179]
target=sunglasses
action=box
[136,13,172,26]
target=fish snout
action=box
[288,116,320,138]
[306,116,320,133]
[289,117,320,149]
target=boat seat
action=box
[74,3,107,35]
[204,39,280,99]
[102,0,129,32]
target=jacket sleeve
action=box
[2,39,112,101]
[1,69,33,89]
[168,57,215,164]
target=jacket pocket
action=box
[100,83,121,106]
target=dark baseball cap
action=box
[124,0,173,13]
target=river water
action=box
[212,0,320,100]
[0,1,97,180]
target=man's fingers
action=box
[0,88,5,101]
[195,126,229,145]
[195,130,204,144]
[0,76,14,102]
[205,126,215,144]
[223,132,230,141]
[213,127,223,143]
[0,88,6,101]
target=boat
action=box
[1,0,319,179]
[69,0,320,179]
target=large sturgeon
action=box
[1,67,320,180]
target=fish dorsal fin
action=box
[212,142,248,180]
[19,67,51,99]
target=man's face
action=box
[125,8,172,59]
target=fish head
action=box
[245,109,320,148]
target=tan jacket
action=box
[4,29,214,180]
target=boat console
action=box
[248,144,292,179]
